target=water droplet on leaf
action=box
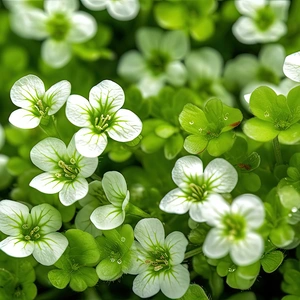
[264,111,270,117]
[117,259,122,264]
[121,237,126,242]
[291,207,298,213]
[189,121,194,125]
[110,258,115,262]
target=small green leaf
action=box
[261,250,284,273]
[278,123,300,144]
[287,85,300,123]
[141,132,166,153]
[236,261,260,280]
[278,185,300,210]
[207,131,235,156]
[190,17,214,41]
[48,269,70,289]
[240,173,261,192]
[96,257,123,281]
[184,134,208,154]
[178,284,209,300]
[269,225,295,248]
[164,133,184,160]
[155,123,177,138]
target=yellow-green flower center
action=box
[146,247,170,272]
[46,13,70,41]
[56,158,79,180]
[22,224,41,241]
[255,6,276,31]
[222,214,246,241]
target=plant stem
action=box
[272,136,283,165]
[127,203,151,218]
[91,173,102,181]
[184,247,203,260]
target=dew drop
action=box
[117,259,122,264]
[288,213,292,217]
[228,267,236,273]
[264,111,270,117]
[189,121,194,125]
[121,237,126,242]
[224,113,229,121]
[110,258,115,262]
[198,128,203,132]
[291,207,298,213]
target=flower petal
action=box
[30,203,62,234]
[107,109,142,142]
[44,80,71,115]
[231,194,265,229]
[189,202,208,223]
[164,232,188,265]
[41,39,72,69]
[89,80,125,113]
[165,61,187,87]
[159,265,190,299]
[133,270,160,298]
[172,155,204,188]
[0,200,29,235]
[33,232,68,266]
[107,0,140,21]
[204,158,238,193]
[90,204,125,230]
[102,171,128,206]
[283,51,300,82]
[123,241,148,274]
[30,137,66,171]
[134,218,165,251]
[234,0,266,16]
[68,12,97,43]
[159,188,191,214]
[59,177,89,206]
[45,0,79,14]
[137,75,165,98]
[10,74,45,108]
[66,95,92,127]
[230,232,264,266]
[75,128,108,157]
[9,109,41,129]
[202,228,231,259]
[29,173,65,194]
[81,0,108,10]
[0,237,34,257]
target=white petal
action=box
[202,228,231,259]
[68,12,97,43]
[234,0,266,16]
[204,158,238,193]
[201,194,230,227]
[172,155,203,188]
[90,204,125,230]
[29,173,65,194]
[159,265,190,299]
[75,128,108,157]
[107,0,140,21]
[133,270,160,298]
[81,0,108,10]
[59,177,89,206]
[41,39,72,68]
[33,232,68,266]
[165,61,187,87]
[102,171,128,206]
[189,202,208,223]
[44,80,71,115]
[137,75,165,98]
[30,203,62,234]
[270,0,290,21]
[283,51,300,82]
[230,232,264,266]
[89,80,125,113]
[0,200,29,235]
[30,137,66,171]
[123,241,148,274]
[45,0,78,14]
[66,95,92,127]
[107,109,142,142]
[164,232,188,265]
[159,189,191,214]
[11,9,48,40]
[9,109,41,129]
[10,74,45,108]
[134,218,165,251]
[231,194,265,229]
[0,237,34,257]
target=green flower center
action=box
[94,114,111,132]
[146,247,170,272]
[187,183,209,202]
[34,99,49,118]
[274,118,291,131]
[254,6,276,31]
[56,158,79,180]
[147,50,170,76]
[22,224,41,241]
[46,13,70,41]
[109,250,123,265]
[222,214,246,241]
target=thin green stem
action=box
[127,203,151,218]
[91,174,102,181]
[184,247,202,260]
[272,136,283,165]
[39,115,62,138]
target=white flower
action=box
[66,80,142,157]
[118,28,189,98]
[124,218,189,299]
[81,0,140,21]
[8,74,71,129]
[29,136,98,206]
[202,194,265,266]
[232,0,290,44]
[0,200,68,266]
[90,171,130,230]
[10,0,97,68]
[159,155,238,222]
[283,51,300,82]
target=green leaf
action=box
[184,134,208,154]
[236,261,260,280]
[71,267,98,292]
[222,105,243,132]
[287,85,300,122]
[190,17,214,41]
[207,131,235,156]
[155,123,177,138]
[96,257,123,281]
[278,123,300,144]
[226,270,256,290]
[243,117,278,142]
[240,172,261,192]
[204,98,224,128]
[269,225,295,248]
[48,269,70,289]
[261,250,284,273]
[164,133,184,160]
[226,292,257,300]
[216,261,231,277]
[141,132,166,153]
[282,269,300,296]
[287,167,300,181]
[278,185,300,210]
[178,284,209,300]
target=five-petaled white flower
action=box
[124,218,189,299]
[90,171,130,230]
[81,0,140,21]
[159,155,238,222]
[232,0,290,44]
[10,0,97,68]
[9,74,71,129]
[29,136,98,206]
[0,200,68,266]
[283,51,300,82]
[202,194,265,266]
[66,79,142,158]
